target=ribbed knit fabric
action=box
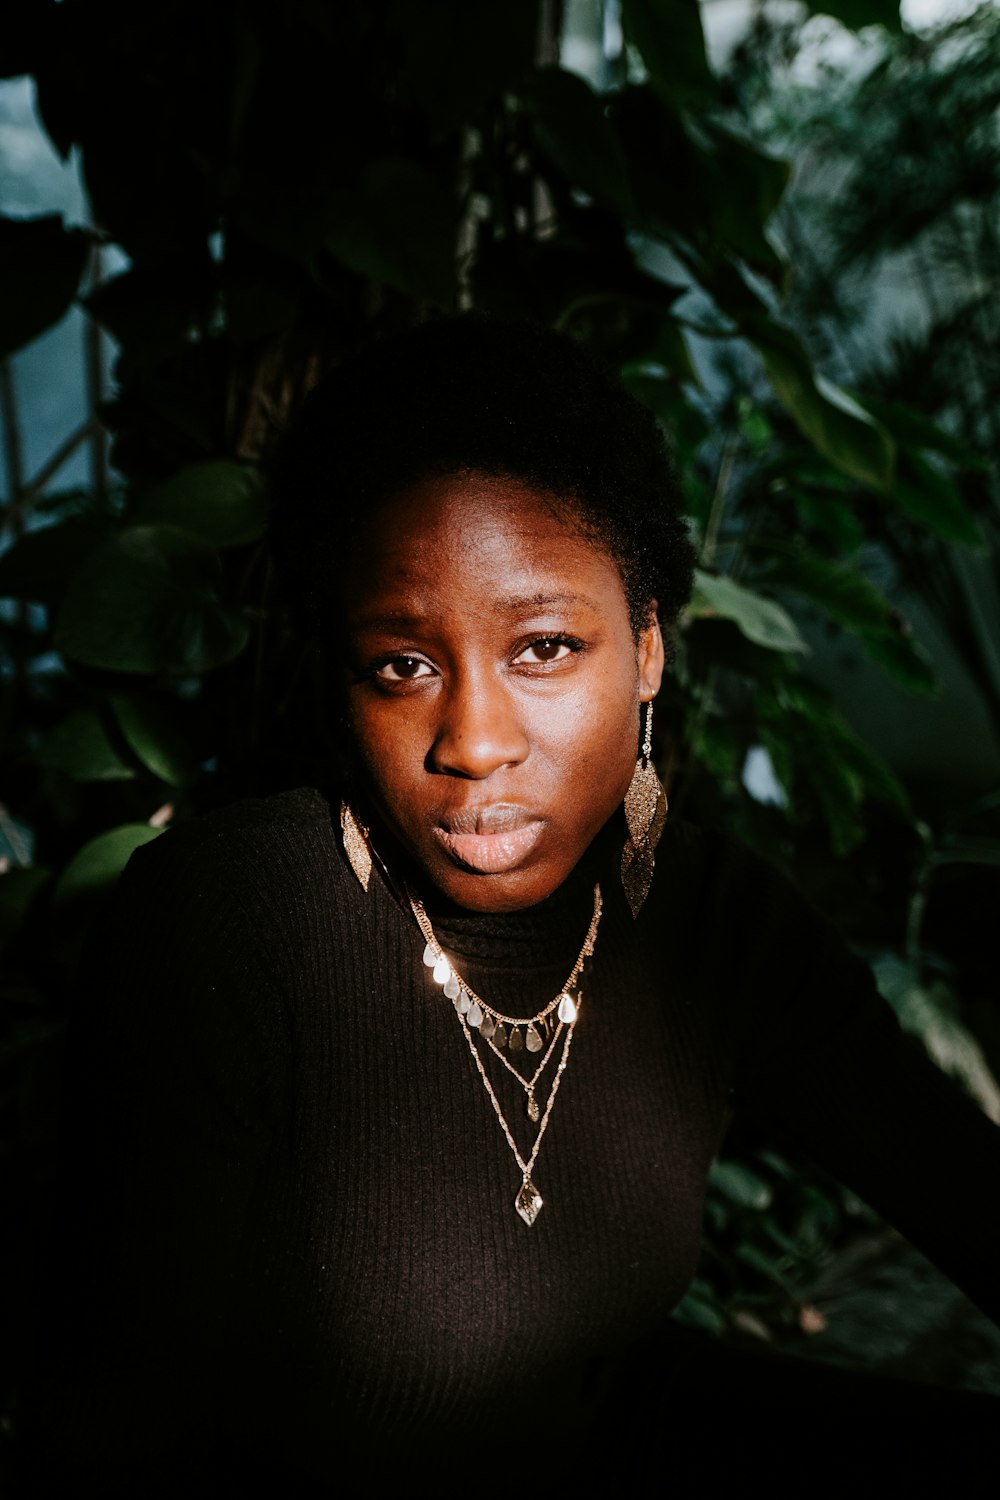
[54,786,1000,1492]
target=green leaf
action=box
[737,396,774,456]
[789,488,865,553]
[702,266,895,489]
[709,1160,774,1211]
[521,67,633,215]
[687,713,746,791]
[85,263,215,365]
[861,625,937,696]
[391,0,538,129]
[52,824,163,910]
[0,867,51,952]
[325,159,457,311]
[758,679,911,850]
[863,396,990,471]
[893,451,985,549]
[614,94,787,278]
[801,1,902,32]
[2,3,46,79]
[734,1242,791,1287]
[110,694,200,787]
[752,545,937,694]
[672,1283,727,1336]
[696,121,790,277]
[0,515,107,606]
[54,525,250,675]
[621,0,716,106]
[688,570,809,654]
[0,215,90,356]
[757,329,895,491]
[875,957,1000,1122]
[830,716,912,815]
[757,699,862,856]
[621,339,699,400]
[931,837,1000,871]
[623,364,708,448]
[223,271,302,344]
[32,709,135,782]
[130,462,266,549]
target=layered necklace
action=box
[407,883,603,1226]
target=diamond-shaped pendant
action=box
[515,1178,543,1226]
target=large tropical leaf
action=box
[802,2,902,33]
[522,67,633,216]
[32,709,135,782]
[54,525,250,674]
[621,0,716,106]
[0,515,108,606]
[325,159,457,311]
[689,571,809,654]
[129,462,267,549]
[754,545,937,693]
[0,214,89,356]
[51,824,163,910]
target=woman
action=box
[55,317,1000,1492]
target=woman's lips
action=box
[432,819,544,874]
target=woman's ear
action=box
[637,601,665,703]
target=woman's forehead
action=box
[343,472,624,613]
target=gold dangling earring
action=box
[621,700,667,918]
[341,801,373,893]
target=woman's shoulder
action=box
[650,816,797,923]
[117,785,349,922]
[146,782,335,852]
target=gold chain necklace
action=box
[407,883,602,1226]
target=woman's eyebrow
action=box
[492,591,597,615]
[348,611,428,634]
[350,592,599,632]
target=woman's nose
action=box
[427,678,530,779]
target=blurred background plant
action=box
[2,0,999,1431]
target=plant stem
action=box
[0,358,26,538]
[84,245,108,511]
[700,432,737,569]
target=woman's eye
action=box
[375,656,433,682]
[515,637,575,665]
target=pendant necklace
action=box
[407,882,602,1226]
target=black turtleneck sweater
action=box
[54,786,1000,1491]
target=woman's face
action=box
[339,472,664,911]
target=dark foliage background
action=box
[2,0,999,1442]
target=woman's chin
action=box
[420,853,565,913]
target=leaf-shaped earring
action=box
[341,801,373,893]
[621,701,667,918]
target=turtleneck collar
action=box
[334,788,628,972]
[407,813,626,970]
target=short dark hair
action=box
[268,315,695,637]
